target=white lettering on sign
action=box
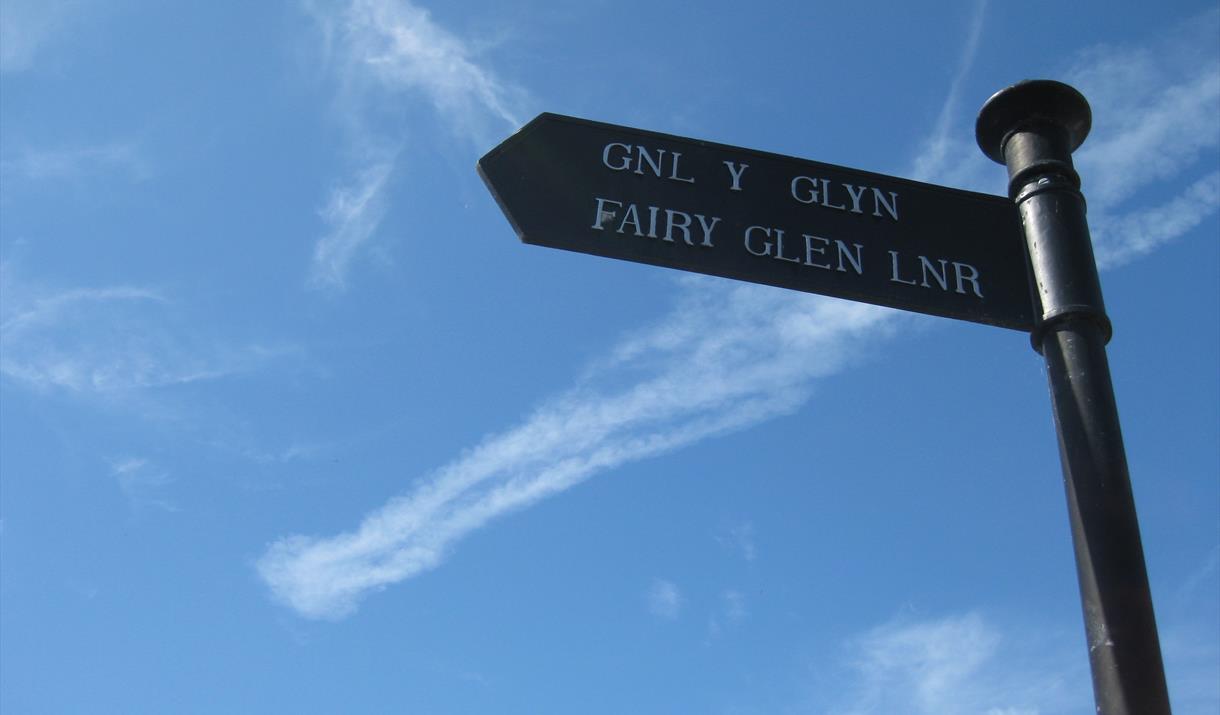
[743,226,864,274]
[602,143,632,171]
[588,144,993,307]
[592,197,718,247]
[601,142,695,183]
[723,161,749,191]
[790,176,900,221]
[889,251,984,297]
[803,234,864,274]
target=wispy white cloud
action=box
[0,142,151,182]
[334,0,522,133]
[259,9,1217,622]
[647,579,683,620]
[906,8,1220,267]
[1160,624,1220,715]
[110,457,178,512]
[716,521,757,562]
[1067,19,1220,208]
[246,442,328,465]
[814,607,1219,715]
[309,159,395,290]
[258,282,896,619]
[1091,172,1220,269]
[906,7,1220,272]
[705,588,749,642]
[1174,544,1220,608]
[722,589,747,623]
[1066,10,1220,268]
[820,613,1083,715]
[908,0,990,187]
[304,0,524,290]
[0,0,82,73]
[0,267,288,393]
[1161,545,1220,713]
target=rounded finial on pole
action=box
[975,80,1092,164]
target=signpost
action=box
[478,113,1035,330]
[479,80,1170,714]
[977,80,1170,714]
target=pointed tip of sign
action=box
[479,112,560,167]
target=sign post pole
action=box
[481,80,1175,712]
[977,80,1171,714]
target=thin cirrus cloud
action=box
[705,589,749,642]
[0,142,151,183]
[309,160,396,290]
[340,0,522,132]
[817,612,1084,715]
[258,282,897,619]
[0,270,285,393]
[110,457,178,513]
[258,4,1217,620]
[1090,172,1220,270]
[646,579,683,620]
[715,521,757,562]
[0,0,84,74]
[1065,9,1220,269]
[305,0,523,290]
[821,609,1218,714]
[907,0,990,188]
[905,6,1219,272]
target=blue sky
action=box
[1,1,1217,713]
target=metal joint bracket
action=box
[1030,305,1114,353]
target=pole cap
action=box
[976,80,1092,164]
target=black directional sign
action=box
[479,113,1034,331]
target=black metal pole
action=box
[976,80,1171,714]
